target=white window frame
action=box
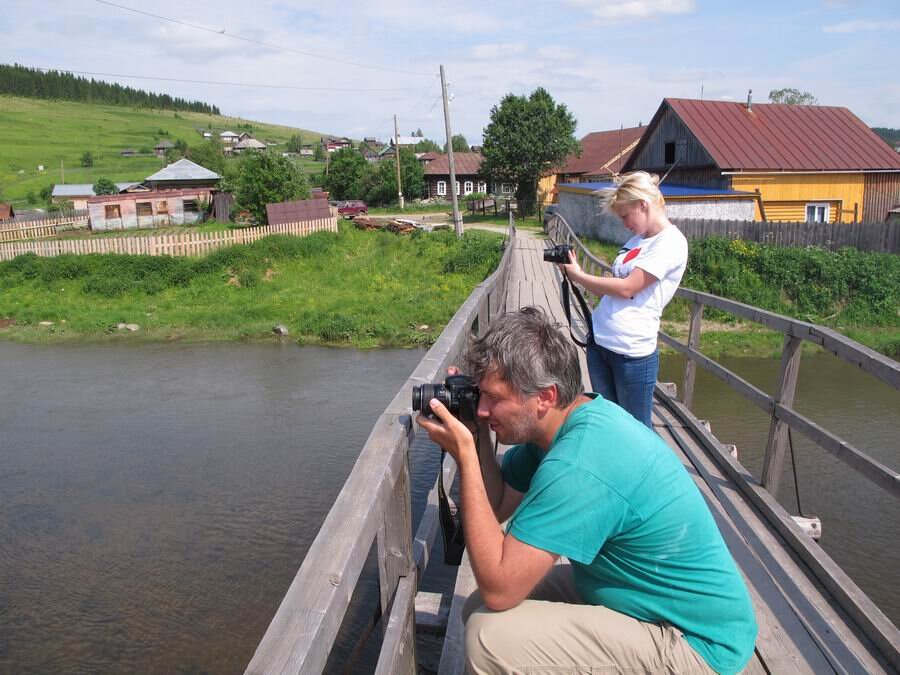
[806,202,830,223]
[501,183,514,194]
[437,180,447,196]
[456,181,460,196]
[464,180,473,195]
[477,181,487,194]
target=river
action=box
[0,343,897,672]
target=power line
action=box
[23,66,425,92]
[95,0,435,78]
[451,82,496,107]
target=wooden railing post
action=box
[682,302,704,409]
[761,334,803,496]
[376,447,416,673]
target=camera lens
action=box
[412,383,442,412]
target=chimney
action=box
[747,89,753,110]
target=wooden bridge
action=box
[246,214,900,674]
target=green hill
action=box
[0,95,330,204]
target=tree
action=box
[324,147,369,200]
[93,177,119,195]
[444,134,470,153]
[80,150,94,167]
[314,143,326,161]
[363,147,424,206]
[233,151,310,223]
[414,138,441,153]
[768,88,818,105]
[186,139,226,176]
[481,87,578,216]
[39,184,54,204]
[286,134,305,153]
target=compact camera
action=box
[543,243,572,264]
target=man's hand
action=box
[416,399,478,466]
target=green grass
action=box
[0,95,329,204]
[0,223,504,347]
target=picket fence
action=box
[0,216,338,261]
[0,211,91,242]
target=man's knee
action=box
[463,606,508,674]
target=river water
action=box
[0,343,897,672]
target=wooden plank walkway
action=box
[428,233,897,675]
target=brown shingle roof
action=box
[266,197,332,225]
[423,152,484,176]
[658,98,900,172]
[560,127,645,176]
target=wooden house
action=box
[623,97,900,222]
[144,158,221,190]
[539,126,646,206]
[87,189,212,231]
[422,153,502,198]
[154,139,175,157]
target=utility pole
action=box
[393,115,404,209]
[60,159,65,184]
[440,65,463,237]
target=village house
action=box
[322,136,352,153]
[422,153,506,199]
[359,137,386,161]
[623,96,900,222]
[120,148,138,157]
[51,183,142,210]
[87,189,212,231]
[154,139,175,157]
[144,158,221,191]
[538,126,646,206]
[220,131,239,144]
[232,137,267,153]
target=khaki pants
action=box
[462,563,715,675]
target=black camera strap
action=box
[438,449,465,566]
[561,271,595,349]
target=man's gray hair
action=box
[462,307,583,406]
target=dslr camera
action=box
[543,243,572,264]
[412,374,480,424]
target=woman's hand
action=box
[557,248,583,278]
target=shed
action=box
[154,139,175,157]
[556,181,757,244]
[144,158,221,190]
[0,203,14,221]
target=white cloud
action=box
[468,43,528,61]
[535,46,579,62]
[822,18,900,33]
[563,0,696,22]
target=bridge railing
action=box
[547,213,900,665]
[245,214,516,674]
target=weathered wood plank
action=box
[374,572,417,675]
[682,302,704,409]
[761,335,803,495]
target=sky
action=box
[1,0,898,145]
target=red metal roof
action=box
[266,197,332,225]
[663,98,900,171]
[423,152,484,176]
[559,126,645,176]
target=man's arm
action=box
[418,401,556,611]
[474,421,524,522]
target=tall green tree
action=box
[444,134,470,153]
[286,134,305,153]
[93,177,119,195]
[768,88,818,105]
[414,138,441,153]
[80,150,94,167]
[481,87,578,216]
[234,151,310,223]
[314,143,326,161]
[325,147,369,200]
[364,148,424,206]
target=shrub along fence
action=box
[672,218,900,254]
[0,215,338,261]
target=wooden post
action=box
[755,188,767,222]
[761,334,803,496]
[440,65,463,237]
[394,115,404,210]
[853,203,859,223]
[682,302,704,409]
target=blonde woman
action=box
[559,171,688,427]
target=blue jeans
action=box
[587,343,659,428]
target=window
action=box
[157,200,169,214]
[104,204,121,219]
[455,181,460,196]
[806,203,830,223]
[184,199,200,213]
[501,183,514,194]
[464,180,473,195]
[437,180,447,196]
[136,202,152,217]
[664,142,676,165]
[477,181,487,194]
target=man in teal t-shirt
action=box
[417,308,757,674]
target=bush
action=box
[442,231,503,274]
[80,151,94,167]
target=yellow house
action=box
[623,97,900,223]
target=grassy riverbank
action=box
[585,237,900,358]
[0,224,503,347]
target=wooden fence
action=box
[0,216,338,261]
[0,210,91,242]
[672,217,900,253]
[547,213,900,668]
[245,214,517,674]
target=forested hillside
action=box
[0,63,219,114]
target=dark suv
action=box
[337,200,368,218]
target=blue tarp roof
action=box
[559,182,753,197]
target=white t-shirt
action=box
[591,225,688,357]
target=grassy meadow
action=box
[0,223,504,347]
[0,95,328,204]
